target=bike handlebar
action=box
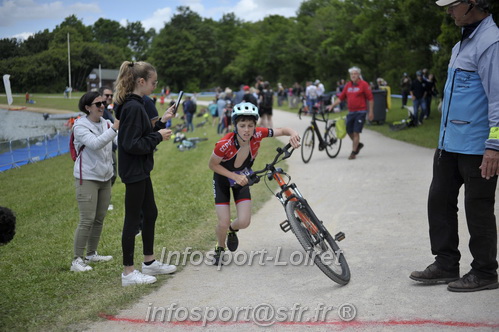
[298,106,333,121]
[232,144,294,189]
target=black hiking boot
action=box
[410,263,459,284]
[447,272,498,292]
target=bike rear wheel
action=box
[324,124,341,158]
[285,200,350,285]
[301,127,314,163]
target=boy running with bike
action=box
[209,102,301,265]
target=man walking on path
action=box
[411,0,499,292]
[328,66,374,160]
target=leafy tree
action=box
[2,1,498,94]
[210,13,246,86]
[150,6,217,91]
[0,38,20,60]
[92,18,128,48]
[19,29,52,56]
[125,21,156,61]
[49,15,93,48]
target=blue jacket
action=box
[439,15,499,155]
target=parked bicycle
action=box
[174,134,208,151]
[298,106,342,163]
[236,144,350,285]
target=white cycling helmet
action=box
[231,102,259,124]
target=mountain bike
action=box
[299,107,342,163]
[236,144,350,285]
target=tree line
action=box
[1,0,497,94]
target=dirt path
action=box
[86,109,498,332]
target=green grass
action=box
[1,92,214,112]
[0,111,283,331]
[1,93,86,111]
[276,97,441,149]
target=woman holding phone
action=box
[114,61,177,286]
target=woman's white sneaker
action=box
[85,252,113,262]
[121,270,157,286]
[142,260,177,275]
[71,257,93,272]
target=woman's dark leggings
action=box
[122,177,158,266]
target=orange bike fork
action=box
[274,173,319,235]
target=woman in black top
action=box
[114,61,177,286]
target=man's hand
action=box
[480,149,499,179]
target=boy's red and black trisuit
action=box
[212,127,274,205]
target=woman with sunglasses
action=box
[70,91,120,272]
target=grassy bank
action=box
[0,111,282,331]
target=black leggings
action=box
[122,177,158,266]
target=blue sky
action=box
[0,0,303,40]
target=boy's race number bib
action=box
[228,168,254,187]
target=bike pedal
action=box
[280,220,291,233]
[335,232,345,242]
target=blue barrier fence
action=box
[0,132,70,172]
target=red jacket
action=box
[337,80,373,112]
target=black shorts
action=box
[213,173,251,205]
[259,107,273,116]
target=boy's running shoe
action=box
[213,246,225,266]
[227,229,239,252]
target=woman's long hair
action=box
[114,61,156,105]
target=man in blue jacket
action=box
[411,0,499,292]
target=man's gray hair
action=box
[475,0,490,12]
[348,66,361,74]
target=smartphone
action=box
[173,91,184,114]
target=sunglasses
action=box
[91,101,107,108]
[104,94,113,98]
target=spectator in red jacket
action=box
[328,66,374,160]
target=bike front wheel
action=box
[285,200,350,285]
[324,124,341,158]
[301,127,314,163]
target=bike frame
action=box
[303,110,333,149]
[246,145,330,238]
[263,162,328,237]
